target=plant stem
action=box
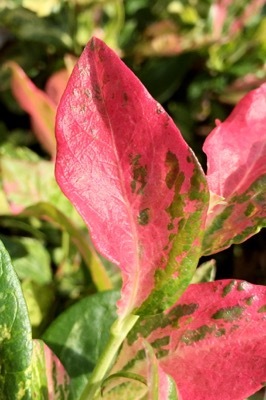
[79,313,139,400]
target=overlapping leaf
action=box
[42,291,119,398]
[55,37,209,317]
[203,83,266,255]
[31,340,70,399]
[111,279,266,400]
[0,240,32,399]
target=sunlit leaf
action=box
[55,36,209,317]
[203,83,266,255]
[112,279,266,400]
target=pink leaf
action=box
[7,61,56,157]
[112,279,266,400]
[45,68,70,106]
[202,83,266,255]
[55,37,208,316]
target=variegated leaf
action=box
[111,280,266,400]
[55,36,209,317]
[202,83,266,255]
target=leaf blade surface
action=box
[55,37,208,316]
[203,83,266,254]
[0,240,32,399]
[112,279,266,400]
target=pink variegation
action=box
[32,340,70,399]
[112,280,266,400]
[55,37,208,317]
[203,83,266,254]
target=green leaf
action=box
[31,339,70,400]
[42,291,119,398]
[0,240,32,399]
[22,281,54,337]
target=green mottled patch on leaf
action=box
[165,151,180,189]
[215,328,226,337]
[237,282,246,291]
[156,349,169,358]
[244,202,256,217]
[128,303,198,345]
[258,304,266,313]
[180,324,216,345]
[151,336,170,349]
[203,176,266,255]
[245,296,255,306]
[212,305,245,322]
[189,167,206,201]
[123,348,146,371]
[130,154,147,195]
[222,280,236,297]
[138,208,150,226]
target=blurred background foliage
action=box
[0,0,265,349]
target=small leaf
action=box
[55,36,209,317]
[42,291,119,398]
[31,339,70,399]
[0,240,32,399]
[112,279,266,400]
[7,61,56,157]
[191,259,216,283]
[203,83,266,255]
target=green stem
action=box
[80,313,139,400]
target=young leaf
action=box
[112,279,266,400]
[7,61,56,157]
[31,340,70,400]
[55,36,209,317]
[203,83,266,255]
[0,240,32,398]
